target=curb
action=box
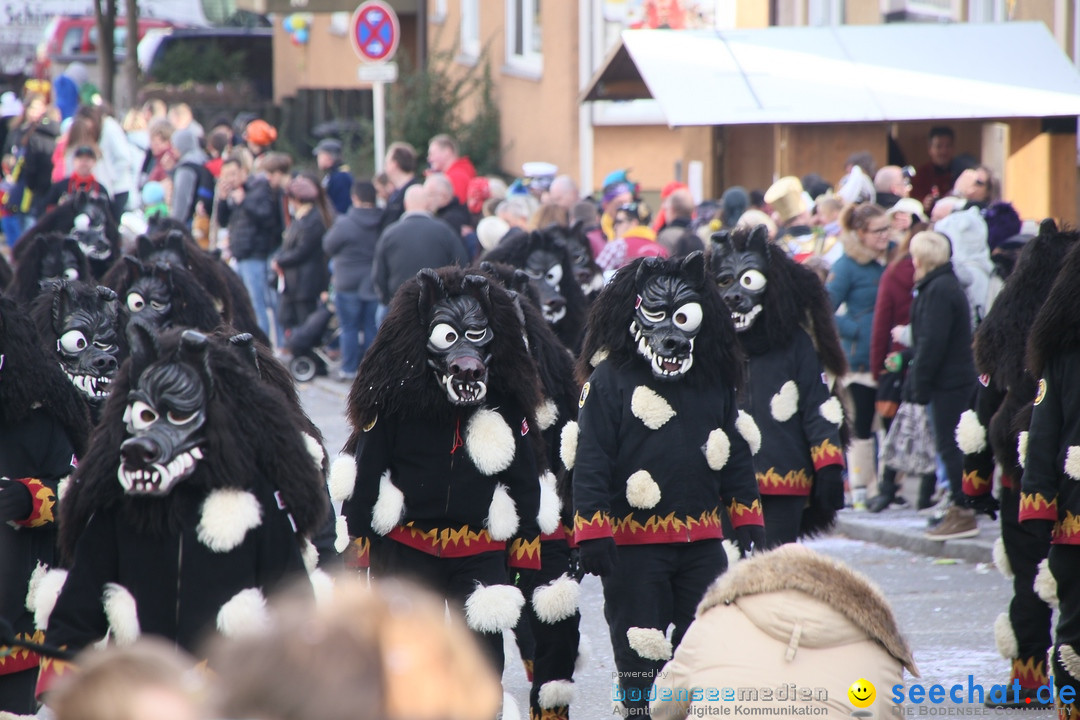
[834,512,996,564]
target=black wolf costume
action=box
[0,254,11,291]
[958,220,1075,704]
[23,193,120,280]
[478,261,582,720]
[104,225,270,345]
[109,257,223,334]
[0,294,90,715]
[34,324,327,697]
[572,253,764,718]
[1019,233,1080,720]
[709,225,848,547]
[340,267,543,678]
[481,228,588,352]
[29,281,126,422]
[8,232,91,304]
[564,221,604,303]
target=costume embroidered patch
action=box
[579,382,591,408]
[1035,379,1047,406]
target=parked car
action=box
[139,27,273,100]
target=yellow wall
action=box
[593,124,685,194]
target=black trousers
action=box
[516,539,581,720]
[848,382,876,440]
[761,494,807,549]
[1050,545,1080,712]
[602,540,726,718]
[378,541,513,674]
[1000,488,1052,687]
[930,384,975,501]
[0,668,37,715]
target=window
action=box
[505,0,542,76]
[432,0,447,24]
[807,0,844,25]
[61,26,85,55]
[460,0,479,60]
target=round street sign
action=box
[350,0,400,63]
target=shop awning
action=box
[582,22,1080,126]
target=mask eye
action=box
[428,323,459,350]
[63,268,80,280]
[545,264,563,287]
[150,301,167,311]
[94,341,115,351]
[167,410,197,425]
[672,303,703,333]
[641,307,666,323]
[128,400,158,431]
[127,293,146,312]
[59,330,88,354]
[464,329,489,343]
[740,270,767,292]
[715,273,735,289]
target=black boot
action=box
[917,473,936,511]
[868,468,898,513]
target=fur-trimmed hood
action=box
[697,545,918,676]
[840,230,883,266]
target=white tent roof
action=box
[583,22,1080,126]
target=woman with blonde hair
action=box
[826,202,891,510]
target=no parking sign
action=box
[350,0,400,63]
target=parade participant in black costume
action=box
[340,267,543,690]
[0,294,90,715]
[1019,235,1080,720]
[23,192,120,280]
[572,252,763,718]
[481,227,588,352]
[956,220,1077,706]
[29,281,125,422]
[112,257,222,333]
[478,261,583,720]
[8,232,91,304]
[709,225,848,547]
[35,323,327,698]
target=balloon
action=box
[283,15,294,31]
[290,33,301,46]
[292,16,307,30]
[295,27,309,43]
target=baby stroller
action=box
[287,298,340,382]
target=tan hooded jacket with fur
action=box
[651,545,918,720]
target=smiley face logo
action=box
[848,679,876,708]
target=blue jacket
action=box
[323,167,353,216]
[826,235,885,373]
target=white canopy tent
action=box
[583,22,1080,126]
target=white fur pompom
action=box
[1018,431,1029,468]
[535,399,559,431]
[328,455,358,503]
[1034,558,1059,608]
[1065,446,1080,480]
[537,471,562,535]
[819,397,844,427]
[631,386,676,430]
[993,612,1018,660]
[705,428,731,471]
[625,470,661,509]
[735,411,762,455]
[464,584,525,633]
[486,484,520,541]
[993,537,1012,579]
[371,471,405,535]
[626,627,672,661]
[216,588,269,638]
[770,381,799,422]
[302,432,326,470]
[29,569,67,631]
[532,574,580,624]
[466,409,516,475]
[538,680,576,709]
[197,489,263,553]
[301,539,319,573]
[560,421,579,470]
[334,515,350,553]
[955,410,988,455]
[103,583,141,646]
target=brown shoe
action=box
[924,506,979,541]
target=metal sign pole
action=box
[373,80,385,173]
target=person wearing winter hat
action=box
[935,206,994,327]
[475,214,510,252]
[141,180,169,219]
[765,176,815,261]
[599,180,634,240]
[719,186,749,229]
[244,119,277,157]
[169,127,208,225]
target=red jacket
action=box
[870,255,915,380]
[445,156,476,204]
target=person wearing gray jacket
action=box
[169,128,208,224]
[323,178,383,378]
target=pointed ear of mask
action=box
[1039,218,1058,237]
[152,263,174,290]
[51,281,77,334]
[123,255,145,278]
[179,329,214,395]
[462,274,492,313]
[96,286,118,304]
[228,332,259,373]
[747,224,772,265]
[127,317,161,379]
[136,235,155,261]
[680,251,706,289]
[416,268,446,321]
[510,269,531,296]
[165,230,187,264]
[634,256,663,291]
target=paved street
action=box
[298,378,1054,719]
